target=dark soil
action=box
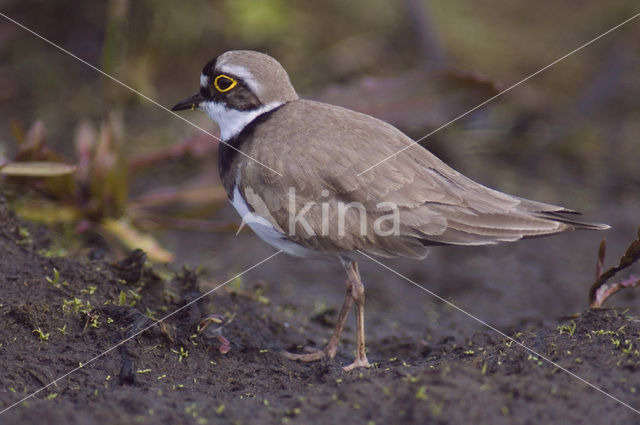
[1,197,639,425]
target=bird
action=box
[172,50,609,371]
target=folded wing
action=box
[240,100,608,258]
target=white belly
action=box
[230,184,317,258]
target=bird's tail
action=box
[532,210,610,231]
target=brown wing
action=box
[240,99,607,259]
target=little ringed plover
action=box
[172,50,609,371]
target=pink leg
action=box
[341,261,370,371]
[282,274,354,362]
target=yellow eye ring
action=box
[214,74,238,92]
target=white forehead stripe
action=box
[217,63,261,95]
[200,74,209,87]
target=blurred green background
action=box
[2,0,639,197]
[1,0,639,333]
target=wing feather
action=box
[239,99,606,258]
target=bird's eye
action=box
[214,75,237,92]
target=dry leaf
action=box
[0,161,77,177]
[102,217,175,263]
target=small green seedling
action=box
[80,285,97,295]
[415,385,428,400]
[62,297,91,314]
[557,320,577,335]
[33,328,50,341]
[118,290,127,306]
[171,347,189,362]
[45,268,60,286]
[88,312,100,328]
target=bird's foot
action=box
[281,346,331,362]
[342,357,371,371]
[282,347,371,370]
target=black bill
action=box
[171,92,203,111]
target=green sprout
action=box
[33,328,50,341]
[118,290,127,306]
[128,289,142,302]
[62,297,91,314]
[45,268,60,286]
[17,226,31,245]
[229,274,244,291]
[88,313,100,328]
[415,385,428,400]
[557,320,577,335]
[171,346,189,363]
[80,285,97,295]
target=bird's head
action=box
[171,50,298,140]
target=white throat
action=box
[200,101,283,141]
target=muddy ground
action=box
[1,196,640,424]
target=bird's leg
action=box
[324,278,354,357]
[282,276,354,362]
[342,260,371,371]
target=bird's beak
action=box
[171,92,203,112]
